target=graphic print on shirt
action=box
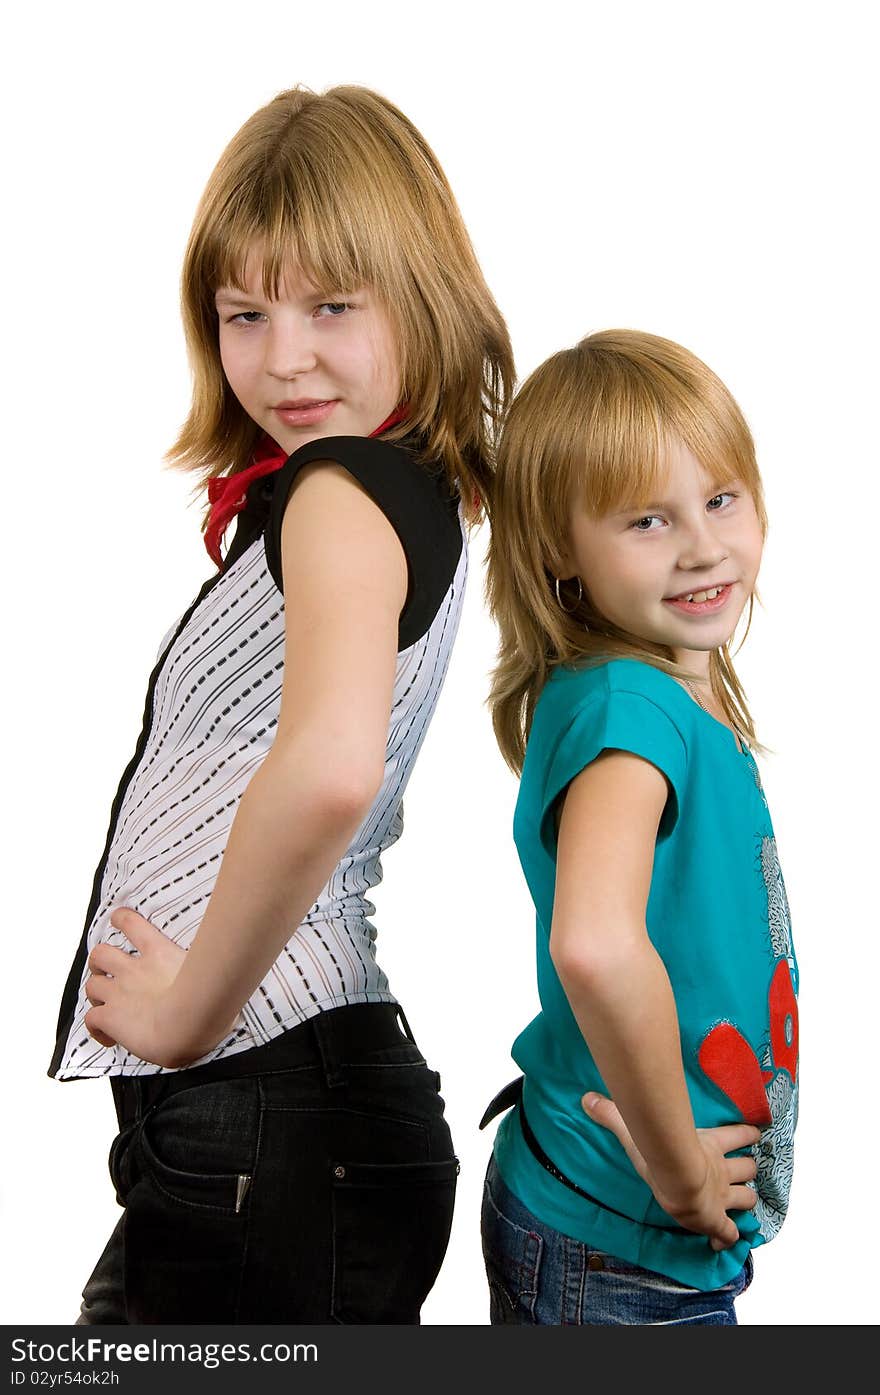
[696,834,798,1241]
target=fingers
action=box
[84,974,108,1006]
[84,1006,118,1049]
[582,1093,648,1180]
[109,907,162,951]
[703,1122,763,1155]
[726,1154,758,1185]
[89,942,131,976]
[708,1214,740,1252]
[727,1184,758,1212]
[707,1179,758,1250]
[582,1093,628,1141]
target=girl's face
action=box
[215,254,401,452]
[561,438,764,675]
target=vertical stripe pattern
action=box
[56,510,467,1078]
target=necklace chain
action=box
[683,679,746,752]
[683,678,711,714]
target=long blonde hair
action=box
[167,85,514,523]
[486,330,768,772]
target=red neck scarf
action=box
[204,405,409,567]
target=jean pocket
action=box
[136,1079,259,1213]
[107,1123,138,1205]
[480,1176,543,1323]
[586,1251,746,1325]
[330,1156,459,1323]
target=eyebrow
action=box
[611,480,740,516]
[611,501,665,517]
[214,290,259,306]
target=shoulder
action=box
[266,436,459,554]
[538,658,695,737]
[264,436,464,650]
[524,658,693,840]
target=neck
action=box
[672,647,711,681]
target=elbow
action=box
[271,738,383,830]
[317,764,384,827]
[549,923,643,997]
[548,933,595,993]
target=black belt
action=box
[111,1002,418,1126]
[480,1075,686,1235]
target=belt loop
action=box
[395,1005,417,1045]
[111,1077,135,1129]
[311,1011,347,1089]
[140,1077,153,1120]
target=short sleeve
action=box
[540,689,688,855]
[264,435,463,650]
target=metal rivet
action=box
[334,1165,345,1179]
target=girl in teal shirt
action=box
[481,331,797,1324]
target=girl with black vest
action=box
[50,84,513,1324]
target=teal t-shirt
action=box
[493,658,798,1291]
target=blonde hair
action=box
[486,330,768,772]
[167,85,514,522]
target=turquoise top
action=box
[493,658,798,1290]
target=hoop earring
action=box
[555,576,583,613]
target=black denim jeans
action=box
[76,1004,458,1324]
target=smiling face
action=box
[561,438,765,675]
[215,254,401,454]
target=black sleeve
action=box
[264,436,463,650]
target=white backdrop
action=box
[4,0,876,1326]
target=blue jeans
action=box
[76,1004,458,1324]
[481,1156,753,1326]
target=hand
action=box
[582,1092,760,1252]
[84,908,232,1069]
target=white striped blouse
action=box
[51,436,467,1078]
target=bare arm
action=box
[85,463,407,1066]
[549,750,758,1248]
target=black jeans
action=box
[76,1003,458,1324]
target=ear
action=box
[554,548,577,580]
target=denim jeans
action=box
[481,1156,753,1326]
[76,1004,458,1324]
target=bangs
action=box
[580,419,749,518]
[202,168,385,301]
[191,104,417,309]
[572,416,671,516]
[564,342,761,519]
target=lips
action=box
[663,582,734,615]
[272,399,339,427]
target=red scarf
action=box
[204,406,409,567]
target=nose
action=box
[676,512,728,572]
[263,316,318,380]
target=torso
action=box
[51,439,466,1079]
[494,657,798,1288]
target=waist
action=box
[111,1002,418,1126]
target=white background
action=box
[4,0,876,1326]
